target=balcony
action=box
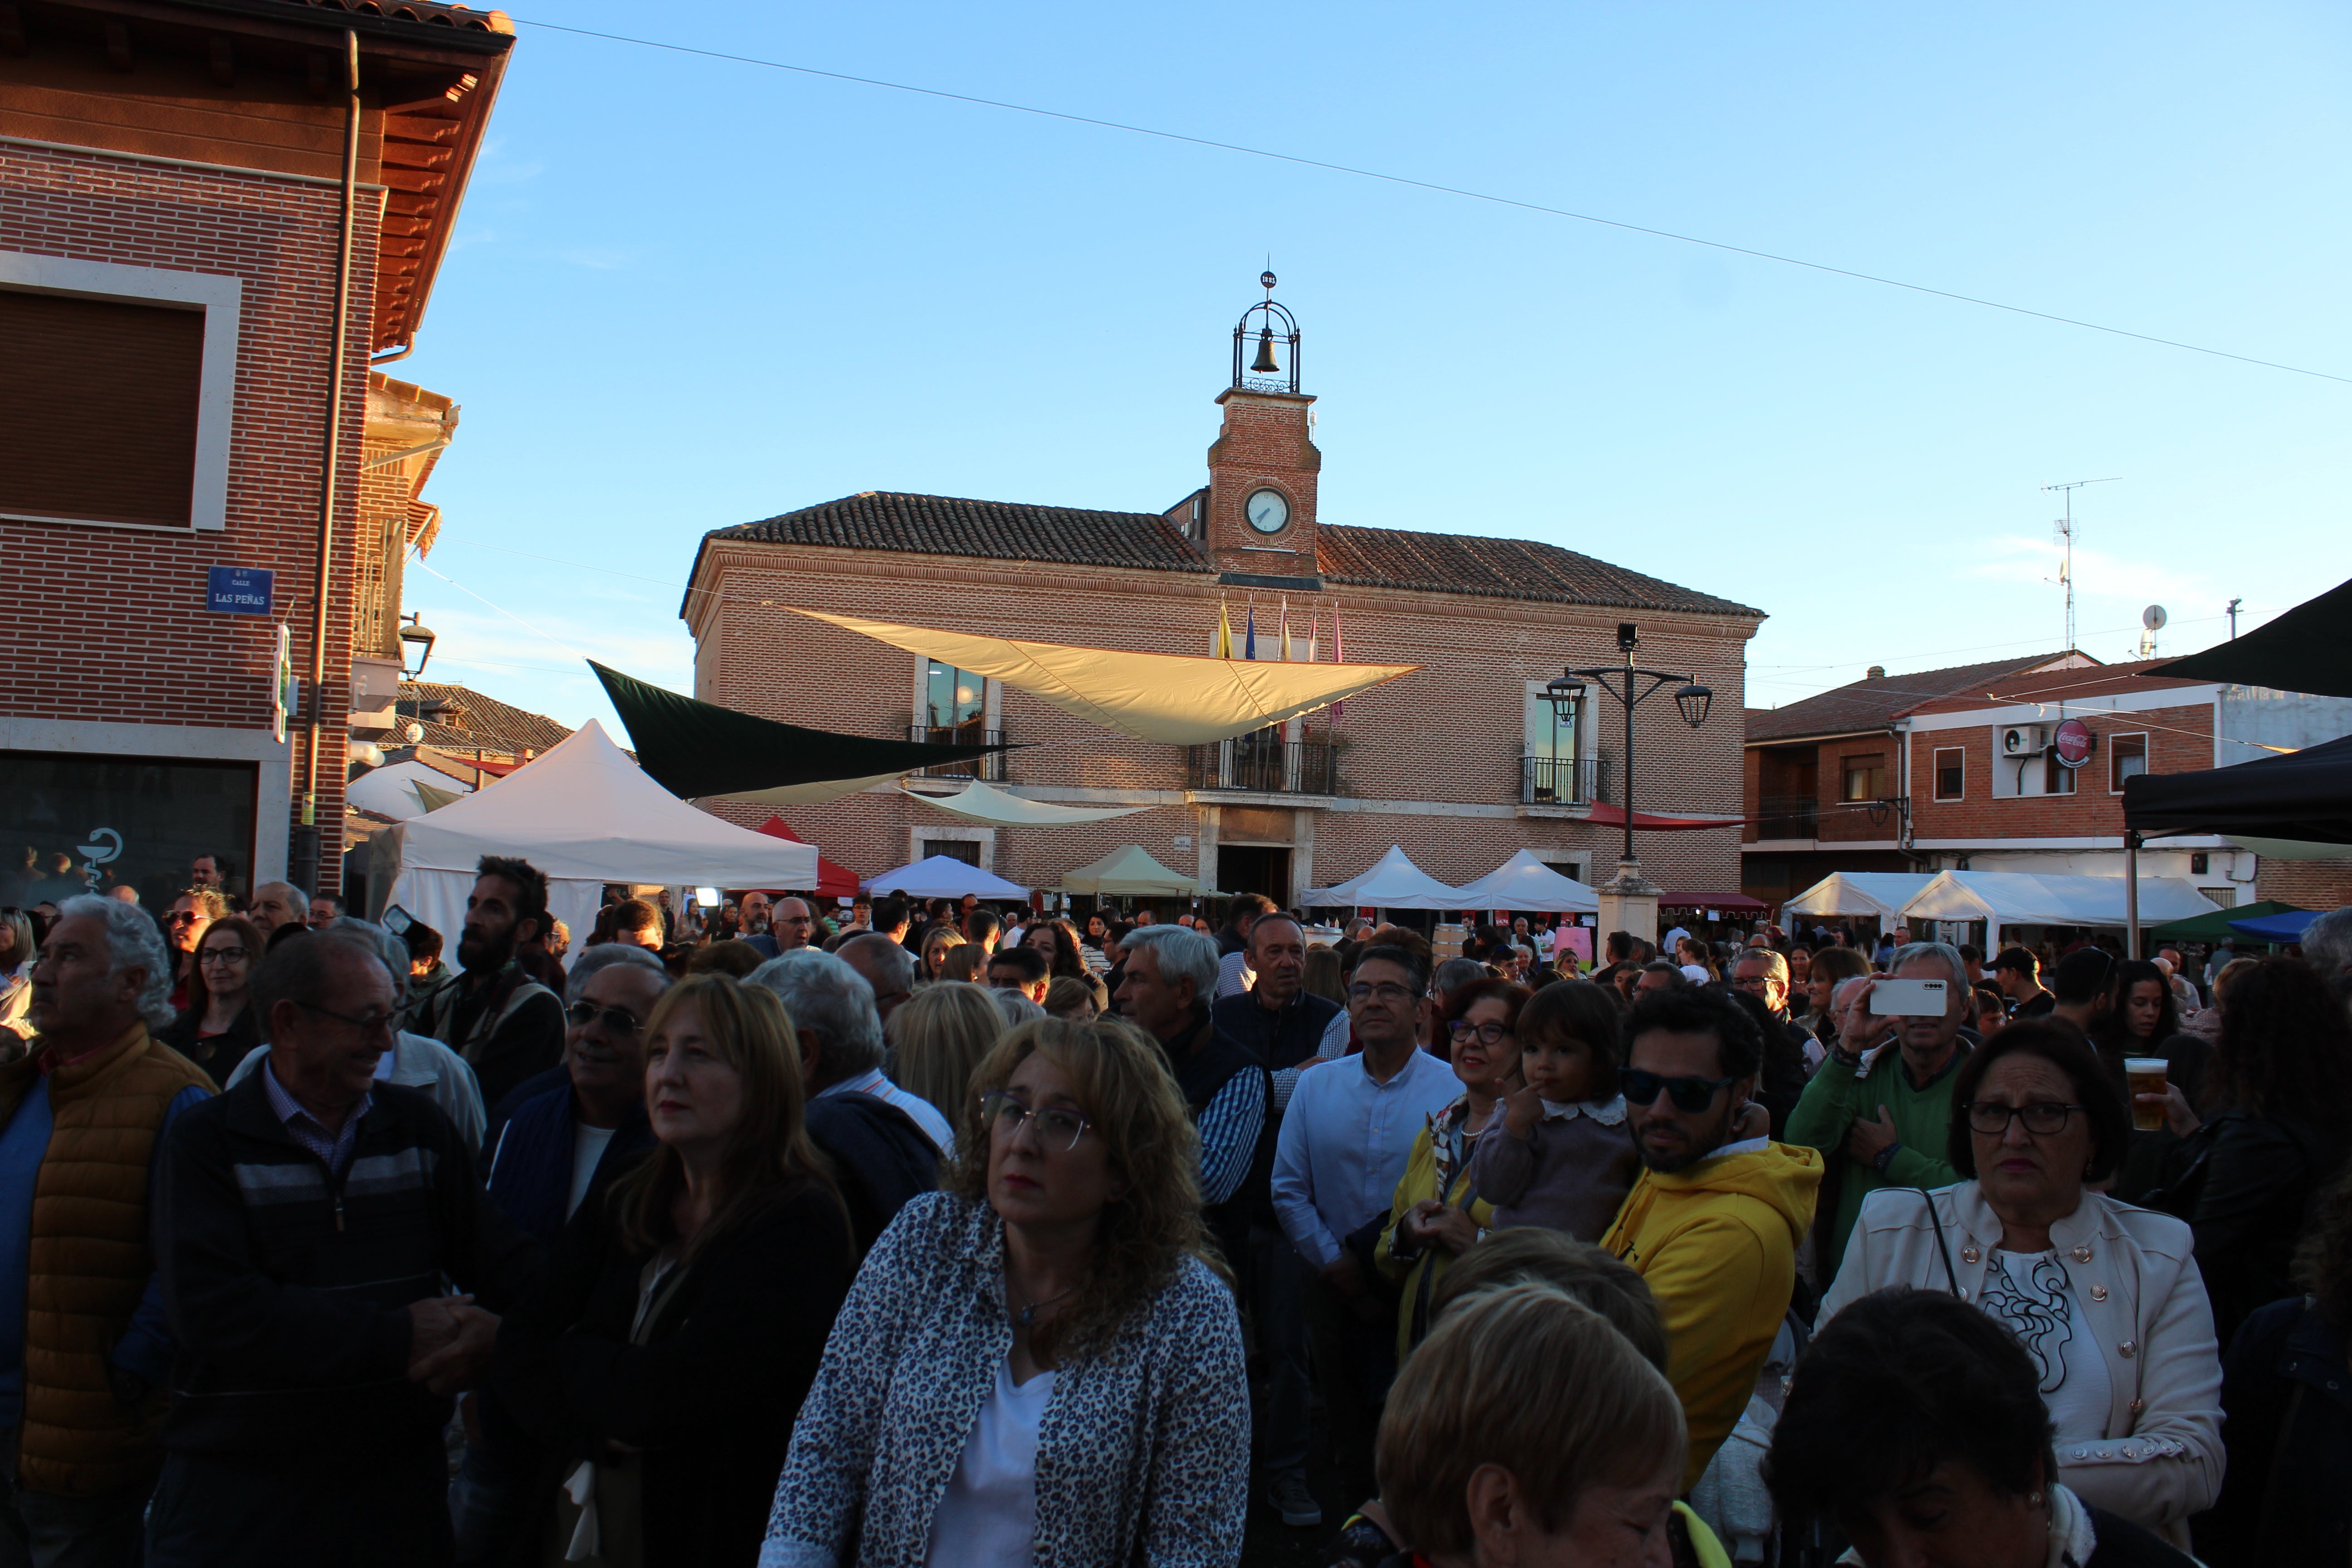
[1758,793,1818,839]
[1519,756,1603,807]
[905,726,1009,783]
[1186,737,1342,796]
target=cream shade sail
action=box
[789,609,1417,745]
[902,780,1152,826]
[719,769,910,808]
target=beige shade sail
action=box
[717,769,911,808]
[902,780,1152,826]
[789,608,1417,745]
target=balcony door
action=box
[925,662,986,746]
[1522,681,1585,804]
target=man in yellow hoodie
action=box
[1602,985,1821,1490]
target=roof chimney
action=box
[1867,665,1886,680]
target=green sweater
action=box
[1785,1043,1968,1278]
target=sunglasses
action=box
[1622,1068,1739,1114]
[565,1001,642,1038]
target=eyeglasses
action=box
[294,999,397,1038]
[1965,1101,2085,1137]
[198,948,250,966]
[1347,982,1419,1004]
[1623,1068,1739,1114]
[1447,1019,1512,1046]
[979,1089,1091,1153]
[565,1001,642,1038]
[167,911,205,926]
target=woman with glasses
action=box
[1373,979,1526,1359]
[160,913,264,1087]
[162,886,227,1010]
[1819,1021,2223,1541]
[764,1015,1249,1568]
[496,973,856,1568]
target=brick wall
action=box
[691,539,1755,898]
[2257,860,2352,911]
[1906,703,2213,843]
[0,142,375,872]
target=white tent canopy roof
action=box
[1783,872,1940,923]
[346,760,475,823]
[864,855,1031,900]
[793,608,1416,745]
[1448,850,1599,913]
[384,720,820,956]
[903,780,1152,827]
[1303,845,1467,911]
[1897,871,2218,929]
[1058,845,1210,897]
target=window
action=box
[920,839,981,867]
[0,751,256,907]
[1842,754,1887,802]
[2109,733,2148,793]
[925,662,985,737]
[2042,751,2078,795]
[0,252,240,531]
[1933,746,1964,801]
[1521,681,1584,804]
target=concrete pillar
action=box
[1595,858,1662,946]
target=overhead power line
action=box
[510,15,2352,387]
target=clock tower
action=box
[1202,274,1320,577]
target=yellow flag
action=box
[1215,600,1235,660]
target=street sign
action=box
[2053,717,2096,768]
[206,566,274,616]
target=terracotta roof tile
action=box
[707,492,1211,574]
[1746,654,2072,743]
[397,681,572,757]
[1316,526,1758,617]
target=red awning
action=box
[1659,891,1770,912]
[1579,803,1740,831]
[753,817,860,900]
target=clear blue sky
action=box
[396,1,2350,734]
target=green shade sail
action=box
[2145,899,2307,942]
[588,661,1013,801]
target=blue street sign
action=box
[206,566,274,616]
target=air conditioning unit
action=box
[1999,725,2048,757]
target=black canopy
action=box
[2122,730,2352,846]
[2151,576,2352,699]
[589,662,1011,800]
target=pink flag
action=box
[1331,605,1346,720]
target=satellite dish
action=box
[2141,605,2168,631]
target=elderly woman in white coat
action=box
[1820,1019,2222,1545]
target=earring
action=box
[2028,1490,2044,1507]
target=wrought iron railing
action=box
[1186,738,1341,795]
[1519,756,1603,806]
[905,726,1009,783]
[1758,794,1818,838]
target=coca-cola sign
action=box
[2053,717,2095,769]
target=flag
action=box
[1278,598,1291,661]
[1245,604,1257,661]
[1308,614,1320,663]
[1214,599,1233,659]
[1331,605,1345,719]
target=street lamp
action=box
[398,612,437,677]
[1546,621,1712,874]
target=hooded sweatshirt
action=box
[1601,1139,1822,1490]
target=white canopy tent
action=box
[381,720,818,951]
[1058,846,1211,898]
[1447,850,1600,914]
[1897,871,2218,931]
[864,855,1031,900]
[1303,846,1467,911]
[346,760,475,822]
[1782,872,1939,924]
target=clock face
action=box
[1245,488,1291,534]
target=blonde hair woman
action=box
[495,974,855,1568]
[764,1017,1248,1566]
[920,925,966,984]
[887,981,1004,1141]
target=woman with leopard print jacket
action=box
[760,1016,1250,1568]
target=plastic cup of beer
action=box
[2126,1058,2169,1131]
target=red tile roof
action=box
[1746,654,2073,743]
[1317,525,1757,617]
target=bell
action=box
[1250,326,1279,374]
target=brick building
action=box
[0,0,511,907]
[683,284,1762,909]
[1742,655,2352,910]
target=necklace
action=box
[1011,1279,1078,1328]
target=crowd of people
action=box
[2,855,2350,1567]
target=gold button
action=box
[2071,1245,2093,1263]
[1961,1246,1980,1264]
[2119,1341,2136,1358]
[2089,1284,2108,1303]
[2129,1400,2146,1417]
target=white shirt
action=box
[1270,1047,1461,1270]
[823,1067,954,1152]
[1982,1249,2113,1447]
[925,1359,1057,1568]
[568,1122,617,1218]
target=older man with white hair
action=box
[2,897,213,1565]
[1787,941,1974,1270]
[2302,906,2352,988]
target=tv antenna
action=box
[2041,477,2121,653]
[2139,604,2167,658]
[2225,597,2243,639]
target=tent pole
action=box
[2124,832,2142,960]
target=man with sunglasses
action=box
[1601,985,1822,1492]
[1787,940,1976,1273]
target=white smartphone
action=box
[1869,977,1949,1017]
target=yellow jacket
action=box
[1601,1141,1821,1492]
[1373,1098,1494,1362]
